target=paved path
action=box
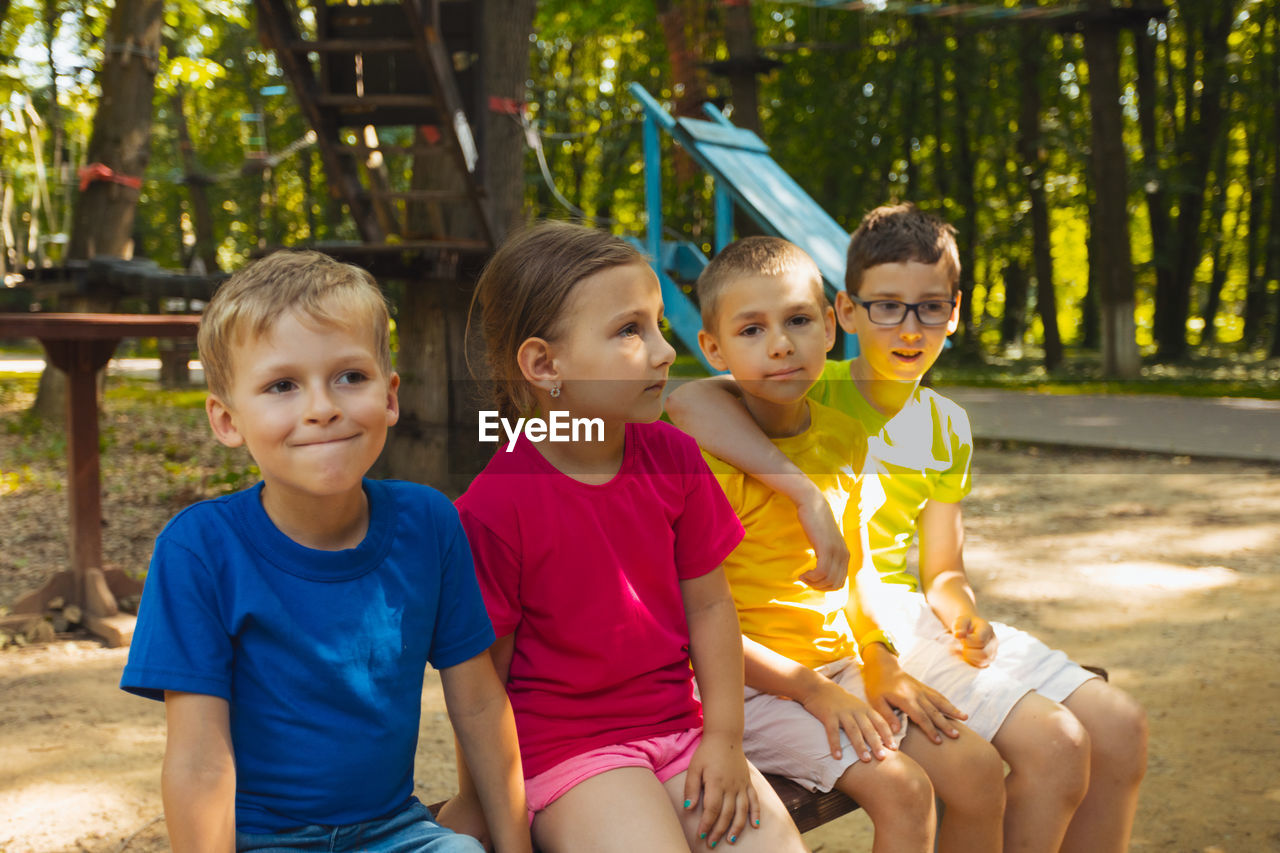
[944,386,1280,463]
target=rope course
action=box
[778,0,1166,27]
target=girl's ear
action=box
[206,395,245,448]
[697,328,730,373]
[823,304,837,353]
[516,337,560,393]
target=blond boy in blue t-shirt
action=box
[692,236,1005,853]
[669,206,1148,853]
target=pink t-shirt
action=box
[456,420,744,777]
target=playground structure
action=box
[253,0,496,257]
[628,82,858,367]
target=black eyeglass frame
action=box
[849,295,958,327]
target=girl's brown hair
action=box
[470,221,645,420]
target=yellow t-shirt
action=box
[703,400,872,670]
[808,359,973,592]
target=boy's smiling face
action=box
[836,258,959,384]
[699,269,836,408]
[206,308,400,509]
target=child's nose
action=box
[652,332,677,368]
[898,311,925,340]
[304,388,341,423]
[769,329,795,357]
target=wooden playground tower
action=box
[253,0,496,260]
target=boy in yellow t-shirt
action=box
[669,205,1148,853]
[693,236,1004,853]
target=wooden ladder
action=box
[253,0,495,249]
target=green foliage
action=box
[1,0,1275,366]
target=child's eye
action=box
[739,325,763,337]
[265,379,296,394]
[788,315,813,327]
[336,371,369,385]
[618,323,639,338]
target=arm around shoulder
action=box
[667,378,849,590]
[162,691,236,853]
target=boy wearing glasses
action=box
[668,203,1147,853]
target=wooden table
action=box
[0,313,201,646]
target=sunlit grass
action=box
[931,350,1280,399]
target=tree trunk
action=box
[171,86,220,273]
[1134,24,1174,349]
[1082,0,1139,377]
[67,0,163,260]
[1242,126,1268,344]
[1156,3,1238,360]
[951,24,978,351]
[722,0,762,135]
[35,0,162,420]
[1200,112,1235,346]
[379,0,535,495]
[1000,260,1028,348]
[1017,3,1062,370]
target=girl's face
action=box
[548,261,676,425]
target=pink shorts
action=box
[523,727,702,822]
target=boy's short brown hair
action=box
[197,250,391,401]
[697,236,826,330]
[845,203,960,296]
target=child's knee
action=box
[941,738,1006,818]
[1083,688,1149,783]
[840,753,935,821]
[1026,707,1091,804]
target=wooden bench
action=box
[428,666,1110,838]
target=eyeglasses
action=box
[850,296,956,327]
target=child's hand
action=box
[434,792,493,852]
[799,676,897,763]
[682,731,761,849]
[951,615,998,667]
[795,491,849,591]
[860,645,965,744]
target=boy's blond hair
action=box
[198,250,391,400]
[697,236,826,330]
[845,202,961,296]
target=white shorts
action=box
[864,583,1099,741]
[741,658,909,793]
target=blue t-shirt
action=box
[120,479,495,833]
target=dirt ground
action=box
[2,390,1279,851]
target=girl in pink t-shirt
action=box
[443,222,808,853]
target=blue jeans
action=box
[235,800,484,853]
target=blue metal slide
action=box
[629,83,856,368]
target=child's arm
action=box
[161,691,236,853]
[681,567,762,848]
[438,642,531,853]
[847,585,965,744]
[667,378,848,591]
[742,634,896,762]
[918,498,998,668]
